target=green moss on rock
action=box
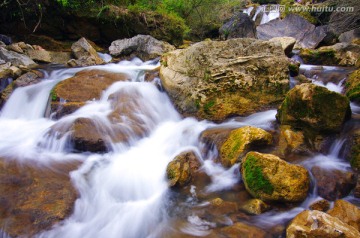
[346,69,360,102]
[243,155,274,195]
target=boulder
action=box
[241,151,310,202]
[300,43,360,66]
[339,28,360,43]
[328,200,360,231]
[160,38,289,121]
[0,47,37,68]
[219,126,272,167]
[69,37,104,67]
[276,125,308,158]
[311,166,356,201]
[309,199,330,212]
[26,49,72,64]
[219,12,256,40]
[276,83,351,133]
[286,210,360,238]
[0,159,78,237]
[220,222,266,238]
[109,35,175,61]
[269,37,296,57]
[50,69,129,119]
[257,14,326,49]
[346,129,360,171]
[346,69,360,102]
[240,198,270,215]
[166,150,201,187]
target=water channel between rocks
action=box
[0,58,359,238]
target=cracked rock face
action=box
[160,38,289,121]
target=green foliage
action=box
[203,100,215,115]
[243,154,274,195]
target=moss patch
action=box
[346,69,360,102]
[243,154,274,195]
[300,49,338,66]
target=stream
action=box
[0,58,359,237]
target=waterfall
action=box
[243,5,280,25]
[1,56,358,237]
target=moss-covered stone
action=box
[276,83,351,133]
[346,129,360,171]
[299,48,338,65]
[220,126,272,167]
[166,150,201,187]
[346,69,360,102]
[241,151,310,202]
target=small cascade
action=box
[97,52,112,63]
[243,5,280,25]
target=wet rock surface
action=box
[241,151,310,202]
[0,158,79,237]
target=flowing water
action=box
[0,58,359,237]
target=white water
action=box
[243,5,280,25]
[1,56,358,237]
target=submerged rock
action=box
[166,150,201,187]
[311,166,356,201]
[220,222,266,238]
[286,210,360,238]
[219,126,272,167]
[207,198,238,216]
[109,35,175,61]
[219,12,256,39]
[0,158,78,237]
[50,69,129,119]
[276,83,351,133]
[160,38,289,121]
[241,152,310,202]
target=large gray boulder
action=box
[68,37,104,67]
[109,35,175,61]
[339,28,360,43]
[257,14,326,49]
[219,12,256,39]
[160,38,289,121]
[0,47,37,68]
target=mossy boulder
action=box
[346,129,360,171]
[166,150,201,187]
[287,210,360,238]
[300,43,360,66]
[219,126,272,167]
[276,83,351,133]
[241,152,310,202]
[50,69,129,119]
[0,158,79,237]
[160,38,289,121]
[346,69,360,102]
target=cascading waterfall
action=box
[1,57,359,237]
[243,5,280,25]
